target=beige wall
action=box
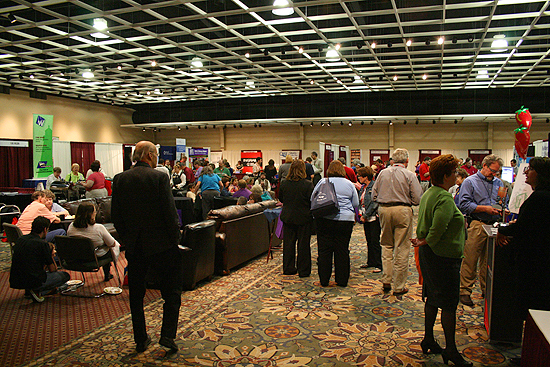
[0,89,142,144]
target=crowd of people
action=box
[8,142,550,364]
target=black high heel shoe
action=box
[441,349,473,366]
[420,339,443,354]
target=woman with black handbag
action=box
[279,160,314,277]
[311,160,359,287]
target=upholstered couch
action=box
[61,196,118,240]
[208,200,277,275]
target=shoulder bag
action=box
[310,178,339,218]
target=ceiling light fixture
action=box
[438,36,444,45]
[8,13,16,23]
[325,48,340,62]
[310,80,314,85]
[142,127,146,132]
[310,122,314,127]
[425,40,431,46]
[438,72,442,79]
[321,122,325,127]
[191,57,203,70]
[264,49,269,56]
[356,42,363,49]
[90,32,109,39]
[370,121,374,125]
[186,126,189,130]
[422,74,427,80]
[239,123,242,128]
[233,124,236,128]
[371,41,376,49]
[335,44,341,50]
[468,35,474,43]
[259,123,262,127]
[281,48,286,55]
[29,74,35,79]
[178,126,181,131]
[406,39,412,47]
[151,60,157,67]
[298,47,304,53]
[348,121,352,126]
[491,34,508,53]
[452,37,458,44]
[432,120,436,124]
[193,87,198,92]
[93,18,108,30]
[387,41,393,48]
[393,75,398,81]
[272,0,294,16]
[476,70,489,79]
[416,119,419,125]
[361,121,364,125]
[454,119,458,124]
[327,122,331,126]
[81,69,94,79]
[340,121,344,126]
[404,120,407,125]
[389,120,393,125]
[245,52,250,58]
[146,90,151,95]
[300,122,303,126]
[546,118,549,123]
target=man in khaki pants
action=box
[372,148,423,295]
[456,154,505,306]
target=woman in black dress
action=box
[497,157,550,318]
[279,160,314,277]
[264,159,278,186]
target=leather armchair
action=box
[180,220,216,290]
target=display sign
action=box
[508,163,533,214]
[176,138,187,165]
[188,147,210,164]
[32,114,53,178]
[0,140,29,147]
[241,150,262,174]
[279,150,300,164]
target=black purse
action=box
[310,178,339,218]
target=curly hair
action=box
[430,154,459,186]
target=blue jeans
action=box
[35,271,70,295]
[46,228,66,243]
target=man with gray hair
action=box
[311,151,323,185]
[372,148,423,295]
[457,154,506,306]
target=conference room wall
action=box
[0,89,141,144]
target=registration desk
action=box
[521,310,550,366]
[483,225,524,343]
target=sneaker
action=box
[29,290,45,303]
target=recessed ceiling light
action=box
[310,80,314,85]
[90,32,109,39]
[422,74,428,80]
[468,35,474,42]
[425,40,431,46]
[393,75,398,81]
[348,121,352,126]
[8,13,16,23]
[29,74,34,79]
[245,52,250,58]
[151,60,157,67]
[370,121,374,125]
[146,90,151,95]
[272,0,294,16]
[117,64,122,70]
[335,43,341,50]
[93,18,108,31]
[406,39,412,47]
[438,36,444,45]
[476,70,489,79]
[387,42,393,48]
[371,41,376,48]
[298,46,304,53]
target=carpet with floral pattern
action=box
[22,224,520,366]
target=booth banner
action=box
[188,147,210,163]
[160,146,176,165]
[210,151,223,165]
[176,138,187,164]
[509,162,533,214]
[32,114,54,178]
[324,144,333,173]
[241,150,262,174]
[279,150,300,164]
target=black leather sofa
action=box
[180,219,216,290]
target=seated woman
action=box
[255,172,271,191]
[67,202,120,282]
[82,161,108,198]
[228,177,239,194]
[232,179,251,199]
[66,163,85,200]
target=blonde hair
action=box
[285,155,293,163]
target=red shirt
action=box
[88,172,106,191]
[344,166,357,183]
[419,162,430,181]
[461,164,478,176]
[183,166,195,183]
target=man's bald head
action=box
[132,141,157,168]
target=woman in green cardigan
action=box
[411,154,472,367]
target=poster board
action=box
[241,150,262,174]
[279,150,300,164]
[33,114,54,178]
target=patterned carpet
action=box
[13,223,521,367]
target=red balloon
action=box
[515,106,532,130]
[515,130,530,159]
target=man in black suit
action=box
[112,141,182,353]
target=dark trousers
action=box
[127,247,183,344]
[316,218,354,286]
[363,219,382,269]
[201,190,220,220]
[283,221,312,276]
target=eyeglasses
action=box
[487,166,499,174]
[524,166,532,174]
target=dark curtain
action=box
[0,140,33,187]
[70,142,95,173]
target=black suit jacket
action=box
[112,161,180,257]
[279,178,314,225]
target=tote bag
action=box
[310,178,339,218]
